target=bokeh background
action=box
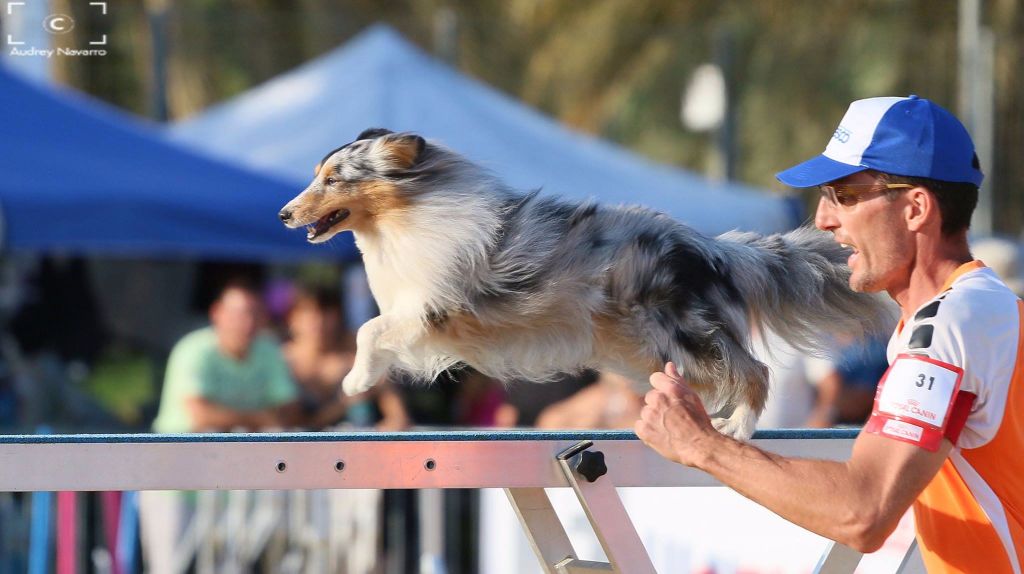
[0,2,1021,574]
[28,0,1024,233]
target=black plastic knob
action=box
[575,450,607,483]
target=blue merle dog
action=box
[279,129,894,438]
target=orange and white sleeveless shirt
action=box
[864,261,1023,573]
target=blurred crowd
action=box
[136,233,1024,441]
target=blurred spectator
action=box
[753,328,817,429]
[972,236,1024,297]
[142,279,299,574]
[501,371,598,427]
[754,326,889,430]
[453,369,516,427]
[805,334,889,428]
[6,257,118,428]
[283,285,408,430]
[10,257,107,366]
[534,372,643,429]
[151,279,299,433]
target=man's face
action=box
[814,171,914,294]
[210,288,261,356]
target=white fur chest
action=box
[356,232,431,317]
[354,232,483,320]
[354,192,504,320]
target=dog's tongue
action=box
[314,212,337,236]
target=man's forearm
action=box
[694,435,890,551]
[637,364,948,553]
[186,398,277,431]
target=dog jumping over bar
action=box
[279,129,893,438]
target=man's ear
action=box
[209,301,220,324]
[905,186,935,232]
[381,133,426,171]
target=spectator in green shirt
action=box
[142,280,300,574]
[153,279,300,433]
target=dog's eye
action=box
[325,177,337,186]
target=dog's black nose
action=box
[279,209,292,222]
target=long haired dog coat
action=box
[279,129,893,438]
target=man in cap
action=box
[637,96,1022,572]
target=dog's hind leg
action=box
[686,334,770,441]
[708,359,769,440]
[711,403,759,440]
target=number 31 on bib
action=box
[865,354,966,451]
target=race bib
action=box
[865,354,964,451]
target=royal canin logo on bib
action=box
[887,400,937,421]
[882,419,924,441]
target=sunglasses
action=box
[818,183,914,207]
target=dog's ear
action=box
[381,133,426,171]
[357,128,393,141]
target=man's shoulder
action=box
[170,327,218,358]
[932,267,1019,330]
[895,268,1017,362]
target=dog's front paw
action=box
[342,366,380,396]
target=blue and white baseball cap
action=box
[776,95,983,188]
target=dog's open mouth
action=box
[306,209,350,240]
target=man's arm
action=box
[375,384,411,431]
[184,397,300,432]
[635,363,950,552]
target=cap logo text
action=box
[832,126,851,144]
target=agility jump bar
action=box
[0,429,857,492]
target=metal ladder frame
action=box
[504,439,924,574]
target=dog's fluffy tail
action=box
[717,226,896,355]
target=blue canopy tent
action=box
[173,25,801,236]
[0,66,355,261]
